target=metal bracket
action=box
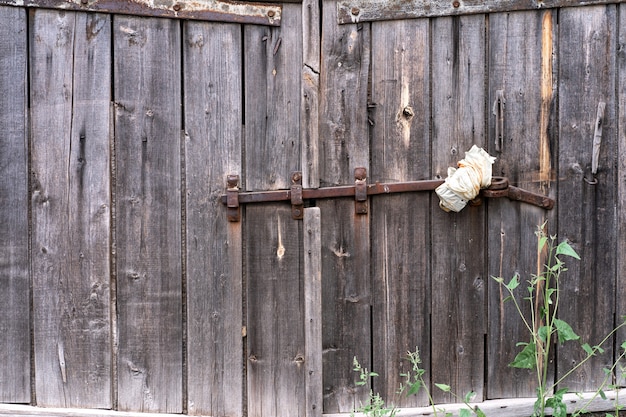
[354,167,368,214]
[0,0,282,26]
[226,174,240,222]
[291,172,304,219]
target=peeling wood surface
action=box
[113,16,183,413]
[244,4,306,417]
[318,0,371,412]
[369,17,431,408]
[183,20,243,417]
[337,0,626,24]
[0,5,30,404]
[486,10,557,399]
[430,14,487,404]
[0,0,282,26]
[556,5,618,392]
[30,10,112,408]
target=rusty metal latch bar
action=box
[222,168,554,222]
[0,0,282,26]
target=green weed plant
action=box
[492,224,626,417]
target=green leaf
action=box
[554,319,580,343]
[538,326,549,342]
[556,241,581,260]
[621,340,626,350]
[435,383,451,392]
[582,343,595,356]
[475,407,487,417]
[492,276,504,283]
[370,372,379,377]
[506,274,520,290]
[538,236,548,252]
[599,389,607,400]
[460,409,472,417]
[509,342,536,369]
[503,295,513,303]
[464,391,476,403]
[407,382,422,396]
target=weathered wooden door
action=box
[1,0,626,416]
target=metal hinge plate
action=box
[0,0,282,26]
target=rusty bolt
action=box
[267,10,276,18]
[172,3,181,11]
[227,174,239,188]
[354,167,367,181]
[292,172,302,183]
[351,7,360,16]
[452,1,460,7]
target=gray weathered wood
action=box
[183,20,243,417]
[618,3,626,387]
[430,14,487,404]
[302,0,320,189]
[336,0,626,24]
[556,5,617,393]
[0,0,283,26]
[0,5,30,404]
[113,15,182,413]
[318,0,371,413]
[244,4,305,416]
[30,9,112,408]
[304,208,323,417]
[369,17,431,408]
[486,9,558,399]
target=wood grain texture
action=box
[556,5,617,392]
[0,5,30,404]
[302,0,320,189]
[430,14,487,404]
[183,20,243,417]
[244,3,302,192]
[113,16,182,413]
[369,18,431,407]
[486,10,557,399]
[30,9,112,408]
[304,208,323,417]
[244,4,305,417]
[618,3,626,387]
[318,0,371,412]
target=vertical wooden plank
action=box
[304,207,323,417]
[244,4,305,417]
[486,10,557,399]
[30,10,112,408]
[302,0,320,189]
[430,15,487,404]
[319,0,371,412]
[369,18,431,407]
[114,16,182,413]
[183,21,243,417]
[618,3,626,387]
[557,5,617,392]
[0,5,30,404]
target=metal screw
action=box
[267,10,275,18]
[351,7,360,16]
[453,1,460,7]
[172,3,181,11]
[354,167,367,181]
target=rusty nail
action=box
[227,174,239,188]
[351,7,360,16]
[267,10,275,18]
[453,0,460,7]
[292,172,302,183]
[355,167,367,181]
[172,3,181,11]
